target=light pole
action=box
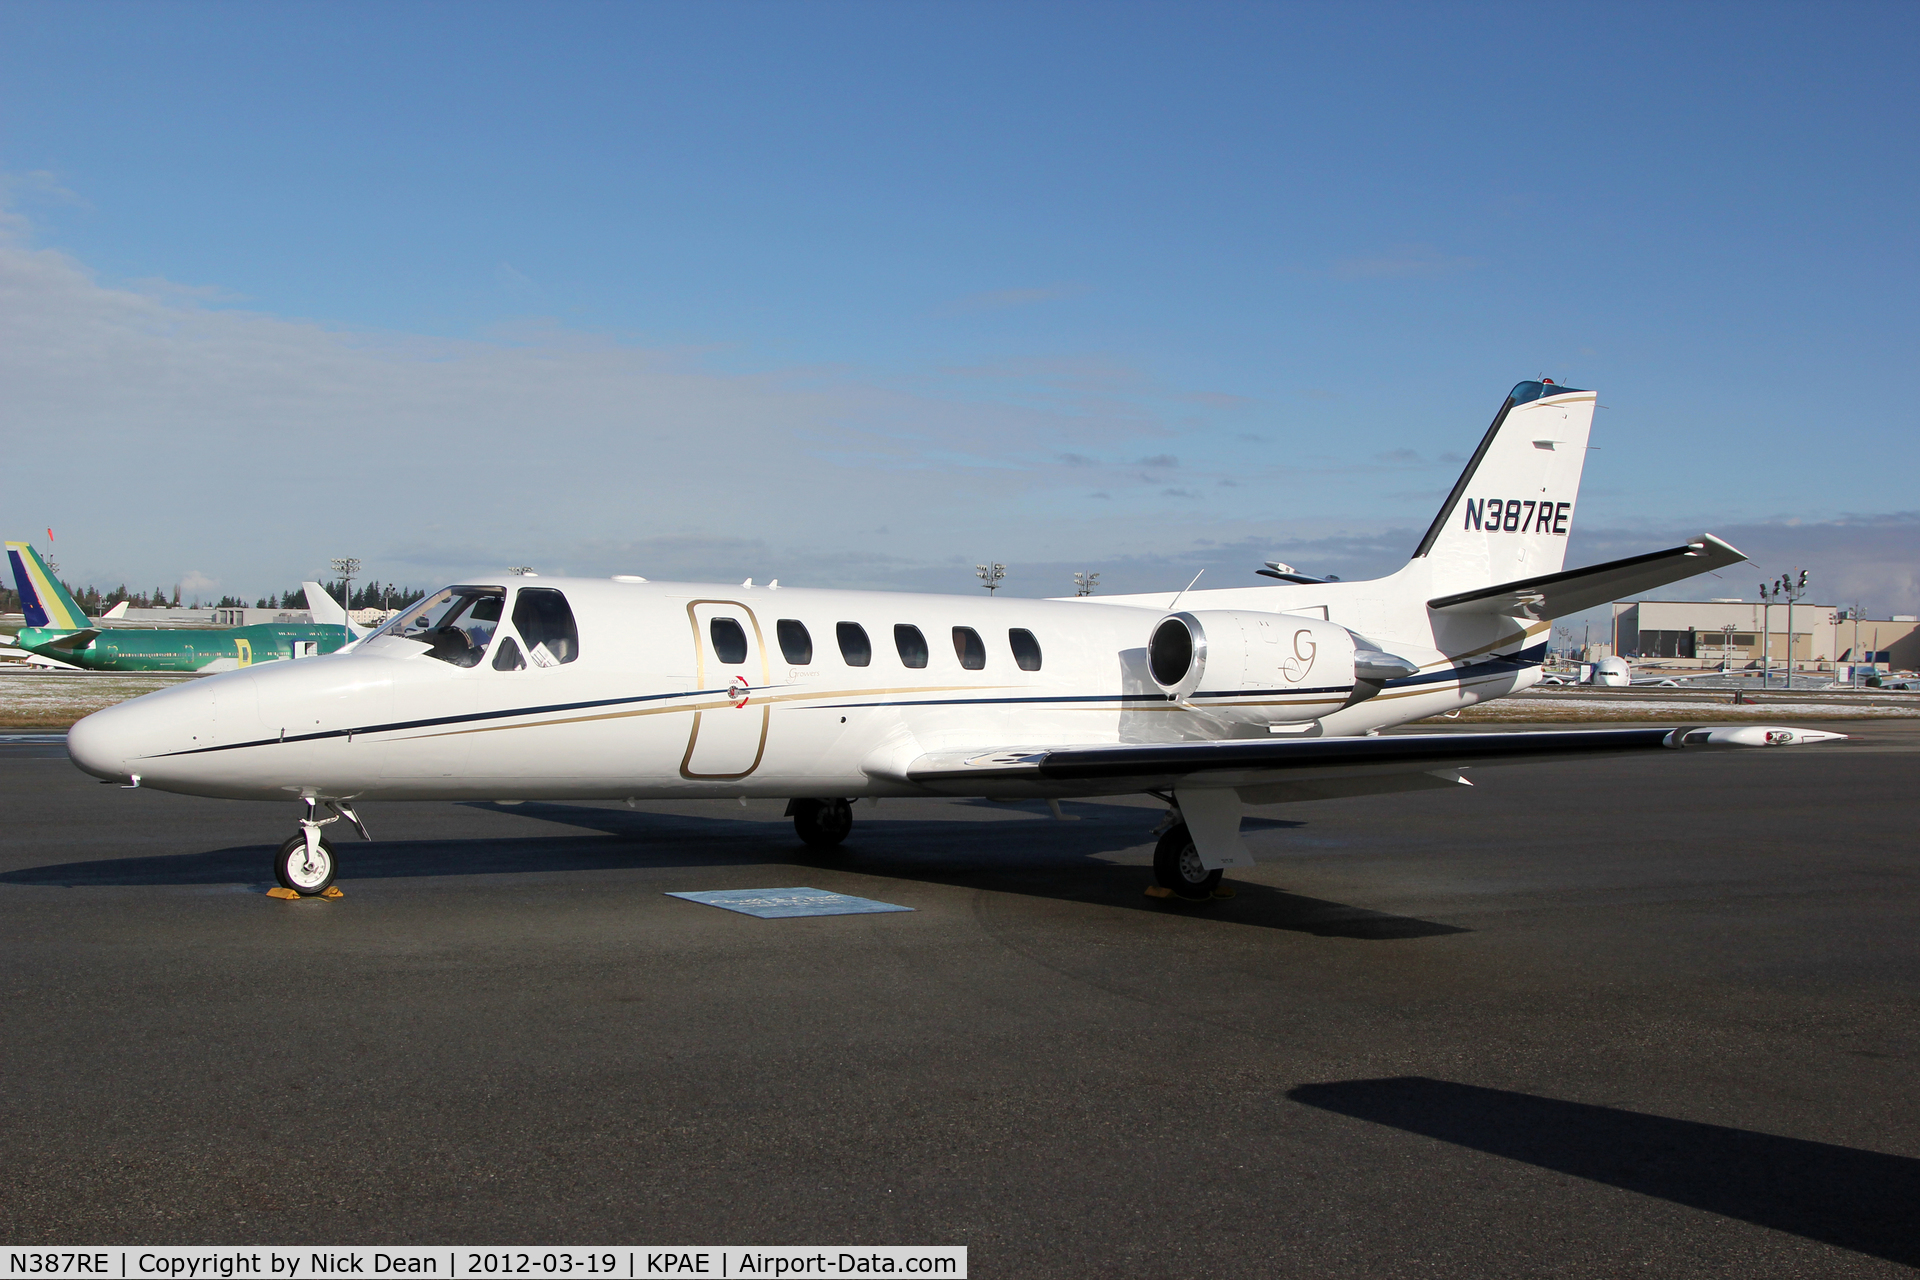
[1852,605,1863,686]
[1758,581,1775,688]
[509,566,534,576]
[976,562,1006,595]
[1779,569,1808,690]
[1073,571,1099,597]
[330,557,360,643]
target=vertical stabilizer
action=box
[6,542,90,630]
[1410,382,1597,596]
[303,581,360,638]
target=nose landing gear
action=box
[273,798,370,896]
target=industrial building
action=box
[1610,599,1920,671]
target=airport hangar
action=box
[1609,599,1920,670]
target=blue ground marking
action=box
[666,887,914,919]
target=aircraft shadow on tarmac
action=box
[1289,1077,1920,1267]
[0,798,1466,941]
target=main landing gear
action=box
[273,797,370,896]
[789,798,854,849]
[1153,819,1223,901]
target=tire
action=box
[274,834,337,896]
[1154,823,1222,900]
[793,798,854,848]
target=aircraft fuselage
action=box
[66,576,1541,803]
[16,622,352,673]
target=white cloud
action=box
[5,208,1913,611]
[0,224,1236,593]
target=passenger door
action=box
[683,600,769,779]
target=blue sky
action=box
[2,2,1916,619]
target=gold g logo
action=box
[1279,629,1318,683]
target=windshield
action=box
[372,585,505,667]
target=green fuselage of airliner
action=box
[16,623,351,673]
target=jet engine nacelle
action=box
[1147,610,1414,721]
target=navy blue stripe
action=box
[145,647,1546,761]
[151,685,723,758]
[816,693,1172,710]
[1190,685,1352,699]
[1381,645,1545,690]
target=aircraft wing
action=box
[1427,534,1747,620]
[894,725,1843,801]
[1631,668,1746,685]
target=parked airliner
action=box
[66,381,1843,897]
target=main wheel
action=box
[793,798,854,848]
[274,834,337,896]
[1153,823,1221,900]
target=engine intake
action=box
[1147,609,1413,722]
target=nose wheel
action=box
[275,834,336,894]
[273,797,369,896]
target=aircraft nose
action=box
[67,703,137,781]
[66,678,226,783]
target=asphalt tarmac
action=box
[1,724,1916,1276]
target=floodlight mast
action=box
[976,562,1006,595]
[1758,580,1777,688]
[509,566,534,576]
[330,557,360,644]
[1073,571,1100,597]
[1779,569,1809,690]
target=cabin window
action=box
[491,637,526,671]
[895,624,928,669]
[376,585,504,667]
[709,617,749,664]
[1009,628,1043,672]
[777,619,813,665]
[837,622,871,667]
[952,626,986,670]
[511,587,580,666]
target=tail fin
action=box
[1409,381,1597,596]
[302,581,359,637]
[6,542,90,630]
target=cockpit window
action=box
[374,586,505,667]
[512,588,580,666]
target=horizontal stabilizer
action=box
[1426,534,1747,620]
[38,628,101,652]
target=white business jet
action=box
[66,380,1843,898]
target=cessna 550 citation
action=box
[66,380,1843,897]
